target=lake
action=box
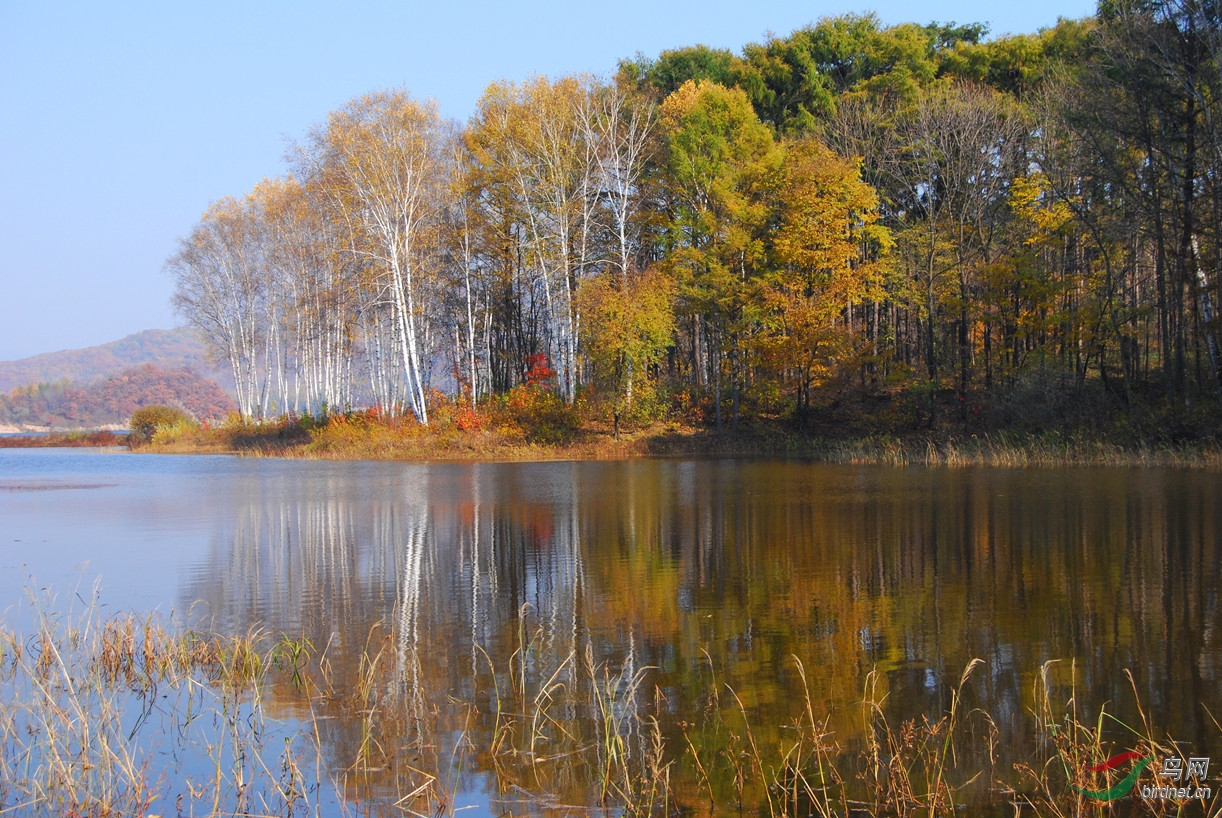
[1,448,1218,814]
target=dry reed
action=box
[1,593,1216,817]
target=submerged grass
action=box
[4,595,1218,816]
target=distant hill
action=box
[0,328,231,394]
[0,363,236,428]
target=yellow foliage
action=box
[750,137,890,405]
[1010,172,1072,245]
[578,267,676,417]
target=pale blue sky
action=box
[0,0,1095,362]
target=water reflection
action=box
[180,460,1221,809]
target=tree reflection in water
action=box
[179,460,1222,812]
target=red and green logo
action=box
[1072,751,1153,801]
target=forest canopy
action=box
[167,2,1222,439]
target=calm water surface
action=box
[1,448,1218,812]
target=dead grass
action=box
[0,589,330,817]
[0,430,125,448]
[143,413,1222,470]
[2,591,1217,817]
[819,432,1222,469]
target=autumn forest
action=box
[168,2,1222,442]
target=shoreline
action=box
[0,429,126,448]
[139,418,1222,469]
[0,423,127,434]
[4,415,1217,468]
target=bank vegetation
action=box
[164,4,1222,456]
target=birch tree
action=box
[466,76,603,403]
[578,83,658,409]
[892,82,1021,416]
[168,196,270,418]
[258,176,360,416]
[307,90,448,424]
[587,83,656,284]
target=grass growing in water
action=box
[1,595,1217,816]
[0,590,335,817]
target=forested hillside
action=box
[167,3,1222,441]
[0,328,227,394]
[0,364,236,429]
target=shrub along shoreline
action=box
[132,407,1222,469]
[4,400,1218,468]
[0,430,126,448]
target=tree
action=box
[577,266,675,434]
[618,45,739,100]
[1092,0,1222,403]
[755,138,890,419]
[891,81,1024,419]
[305,89,448,424]
[465,76,604,404]
[168,196,271,419]
[736,14,945,131]
[128,404,192,448]
[658,79,782,428]
[255,176,362,417]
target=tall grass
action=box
[3,595,1217,816]
[0,590,333,817]
[820,431,1222,468]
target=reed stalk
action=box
[1,595,1216,817]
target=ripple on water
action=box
[0,481,117,492]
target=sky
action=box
[0,0,1096,362]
